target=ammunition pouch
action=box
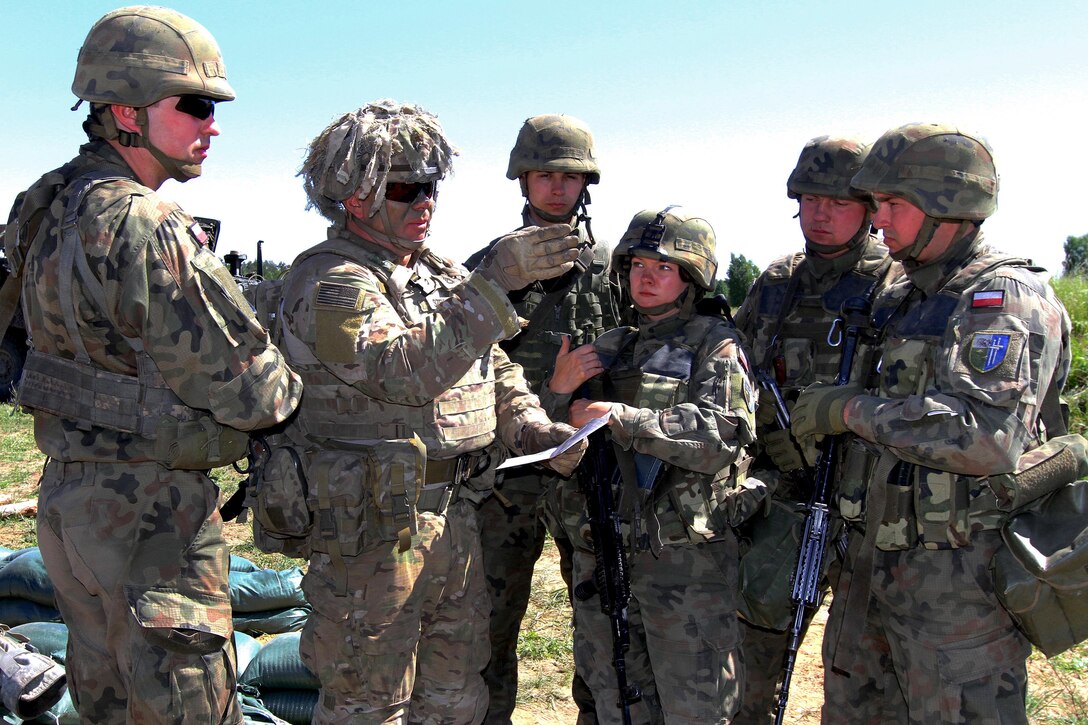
[836,437,881,522]
[251,445,311,559]
[737,498,805,631]
[993,479,1088,657]
[153,415,249,470]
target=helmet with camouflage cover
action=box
[850,122,997,221]
[507,114,600,183]
[787,135,875,208]
[72,6,234,182]
[72,6,235,108]
[852,122,997,262]
[299,99,457,252]
[613,206,717,293]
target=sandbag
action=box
[238,684,289,725]
[259,689,318,725]
[233,607,310,636]
[231,555,261,573]
[230,568,306,613]
[234,631,263,677]
[240,632,319,691]
[8,623,67,666]
[0,551,54,607]
[993,479,1088,657]
[0,601,61,628]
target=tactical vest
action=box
[15,174,246,469]
[859,250,1061,550]
[592,314,754,550]
[745,238,892,392]
[278,236,499,459]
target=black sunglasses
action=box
[175,95,217,120]
[385,181,436,204]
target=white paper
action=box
[496,414,610,470]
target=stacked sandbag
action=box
[230,564,310,635]
[0,551,60,627]
[239,632,319,725]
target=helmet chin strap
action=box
[107,107,202,183]
[890,215,941,263]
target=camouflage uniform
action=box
[545,208,766,725]
[800,124,1072,724]
[8,140,300,722]
[465,114,621,724]
[3,8,301,724]
[732,136,895,723]
[284,101,581,725]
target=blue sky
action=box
[3,0,1086,277]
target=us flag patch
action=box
[971,290,1005,309]
[315,282,362,310]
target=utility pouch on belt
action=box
[837,437,881,522]
[737,498,806,631]
[988,434,1088,512]
[252,445,311,558]
[874,461,916,551]
[366,436,427,551]
[993,479,1088,657]
[153,415,249,470]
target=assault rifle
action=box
[573,430,641,725]
[767,296,872,725]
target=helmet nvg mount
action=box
[72,5,235,181]
[613,206,718,292]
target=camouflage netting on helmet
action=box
[613,206,718,290]
[506,114,600,183]
[787,135,873,206]
[299,100,457,223]
[851,122,998,221]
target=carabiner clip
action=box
[827,318,843,347]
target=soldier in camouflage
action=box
[790,122,1072,724]
[284,100,587,724]
[732,135,896,723]
[544,207,770,725]
[3,7,302,723]
[465,114,622,724]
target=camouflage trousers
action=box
[477,471,596,724]
[300,499,490,725]
[822,529,1031,725]
[572,535,743,725]
[36,459,241,725]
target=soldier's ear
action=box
[110,104,140,132]
[342,193,365,219]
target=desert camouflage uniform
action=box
[545,310,762,725]
[279,228,556,724]
[7,139,301,724]
[822,231,1070,724]
[465,221,623,722]
[732,235,892,722]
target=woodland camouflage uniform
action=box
[3,7,301,723]
[544,208,769,725]
[283,101,582,724]
[795,123,1072,724]
[732,136,895,723]
[464,114,622,724]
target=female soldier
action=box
[544,207,770,724]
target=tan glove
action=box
[521,422,588,478]
[476,224,581,292]
[0,626,67,719]
[791,382,862,441]
[762,428,805,473]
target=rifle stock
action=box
[574,429,641,724]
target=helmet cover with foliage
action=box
[72,5,235,107]
[299,99,457,249]
[787,135,875,209]
[850,122,998,221]
[506,114,600,183]
[613,206,718,291]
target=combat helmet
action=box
[72,6,235,181]
[852,122,997,261]
[613,206,717,316]
[299,99,457,251]
[507,114,600,226]
[787,135,874,207]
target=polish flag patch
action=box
[971,290,1005,309]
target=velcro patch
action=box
[188,222,208,246]
[315,282,362,310]
[971,290,1005,309]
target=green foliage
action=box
[241,258,289,281]
[1063,234,1088,277]
[715,253,761,308]
[1050,275,1088,434]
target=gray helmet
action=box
[72,6,235,107]
[787,135,874,208]
[506,114,600,183]
[299,100,457,250]
[613,206,717,291]
[851,122,997,221]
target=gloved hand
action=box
[755,385,781,426]
[790,382,862,441]
[0,627,67,719]
[762,428,805,472]
[476,224,581,292]
[522,422,587,478]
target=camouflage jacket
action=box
[842,232,1071,549]
[277,228,551,464]
[6,140,301,463]
[545,310,763,547]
